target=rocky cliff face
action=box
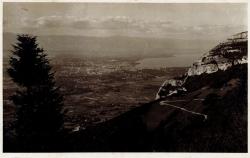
[156,31,247,99]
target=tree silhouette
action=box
[8,34,64,151]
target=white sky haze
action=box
[3,3,247,40]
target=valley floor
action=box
[3,57,247,152]
[63,64,247,152]
[3,55,187,131]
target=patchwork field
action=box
[3,55,187,131]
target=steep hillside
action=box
[187,31,247,76]
[64,64,247,152]
[61,31,247,152]
[156,31,247,99]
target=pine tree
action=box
[8,34,64,151]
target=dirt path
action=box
[163,99,205,103]
[160,101,208,121]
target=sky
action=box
[3,3,247,40]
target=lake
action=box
[136,54,200,69]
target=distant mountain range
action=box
[3,32,216,58]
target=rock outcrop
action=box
[156,31,247,99]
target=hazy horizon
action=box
[4,3,247,39]
[3,3,248,66]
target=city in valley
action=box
[3,55,187,131]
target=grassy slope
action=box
[66,64,247,152]
[4,64,247,152]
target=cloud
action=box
[70,16,151,32]
[21,7,29,12]
[5,14,247,39]
[20,15,173,33]
[73,20,93,29]
[34,16,73,28]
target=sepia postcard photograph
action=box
[1,0,248,155]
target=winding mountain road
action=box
[160,101,208,121]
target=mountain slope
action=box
[62,31,247,152]
[65,64,247,152]
[156,31,247,99]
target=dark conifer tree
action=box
[8,34,64,151]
